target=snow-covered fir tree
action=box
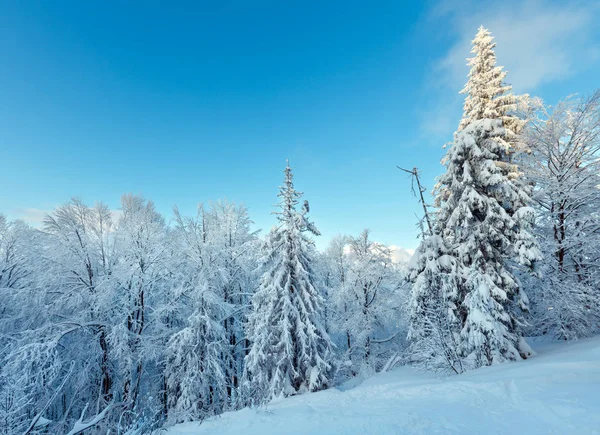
[437,119,540,367]
[459,27,525,143]
[406,235,464,374]
[244,162,333,403]
[408,26,540,371]
[165,274,228,423]
[523,91,600,339]
[455,26,531,197]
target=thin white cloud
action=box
[14,208,49,227]
[437,0,600,92]
[388,245,415,264]
[420,0,600,140]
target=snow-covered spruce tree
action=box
[407,26,539,371]
[455,26,532,203]
[449,25,534,244]
[437,119,540,368]
[459,27,525,148]
[523,92,600,339]
[244,162,333,403]
[164,273,227,423]
[406,235,464,374]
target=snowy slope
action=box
[167,337,600,435]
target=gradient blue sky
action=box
[1,0,599,250]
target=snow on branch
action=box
[65,401,114,435]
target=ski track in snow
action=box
[167,337,600,434]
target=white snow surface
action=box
[167,337,600,435]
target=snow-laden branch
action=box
[65,400,114,435]
[371,331,401,344]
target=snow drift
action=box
[167,337,600,434]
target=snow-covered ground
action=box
[167,337,600,435]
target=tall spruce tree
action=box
[459,27,524,136]
[244,162,332,403]
[409,27,540,371]
[454,28,539,365]
[458,26,529,183]
[437,120,539,367]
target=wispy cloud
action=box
[420,0,600,140]
[388,245,415,264]
[13,208,49,227]
[437,0,600,92]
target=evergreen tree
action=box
[437,119,539,367]
[457,26,529,184]
[406,235,463,374]
[459,27,524,136]
[408,27,540,371]
[165,275,227,423]
[244,162,333,403]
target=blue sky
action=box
[1,0,599,251]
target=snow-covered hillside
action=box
[167,337,600,435]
